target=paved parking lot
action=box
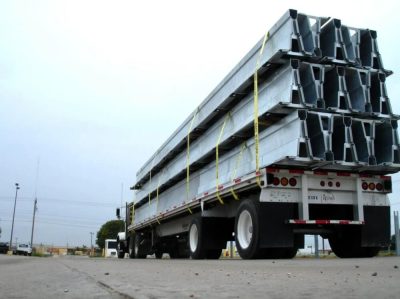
[1,254,400,299]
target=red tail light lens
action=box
[289,178,297,186]
[376,183,383,191]
[273,177,280,186]
[368,183,376,191]
[336,182,341,187]
[362,182,368,190]
[281,177,289,186]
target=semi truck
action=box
[117,9,398,259]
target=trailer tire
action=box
[329,233,379,258]
[134,234,147,259]
[235,199,262,259]
[189,218,206,259]
[128,237,135,259]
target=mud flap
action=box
[258,202,303,248]
[361,206,390,247]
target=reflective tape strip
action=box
[288,219,365,225]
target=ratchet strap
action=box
[216,113,230,204]
[230,142,247,200]
[254,31,269,188]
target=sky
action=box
[1,0,400,248]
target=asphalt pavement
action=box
[1,254,399,299]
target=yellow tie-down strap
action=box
[216,113,231,205]
[130,204,135,225]
[254,31,269,188]
[230,142,247,200]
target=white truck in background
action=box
[104,239,118,257]
[16,244,32,256]
[117,9,397,260]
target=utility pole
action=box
[30,198,37,250]
[314,235,319,258]
[90,232,94,256]
[9,183,20,251]
[394,211,400,256]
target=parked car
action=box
[0,242,9,254]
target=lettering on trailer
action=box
[321,193,335,202]
[308,193,336,203]
[270,190,294,201]
[308,195,319,202]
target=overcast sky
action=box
[1,0,400,247]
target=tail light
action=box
[281,177,289,186]
[376,183,383,191]
[362,182,368,190]
[368,182,376,191]
[289,178,297,186]
[273,177,280,186]
[336,182,341,187]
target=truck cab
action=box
[104,239,118,257]
[16,244,32,256]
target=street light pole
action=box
[9,183,20,251]
[30,198,37,250]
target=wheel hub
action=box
[189,224,199,252]
[237,210,253,249]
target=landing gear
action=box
[117,241,125,259]
[134,234,148,259]
[128,236,135,259]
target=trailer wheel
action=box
[235,199,262,259]
[128,237,135,259]
[134,234,147,259]
[189,218,206,259]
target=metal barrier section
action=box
[324,66,349,111]
[351,119,375,165]
[357,29,385,70]
[302,111,331,160]
[374,121,400,165]
[344,68,369,113]
[320,19,357,64]
[370,72,392,116]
